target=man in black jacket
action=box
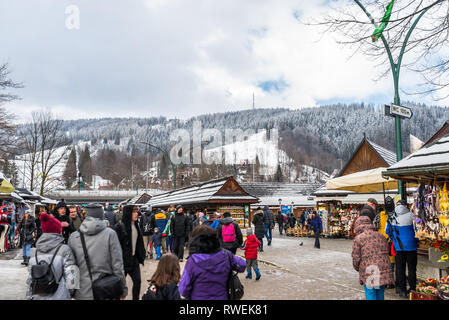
[115,205,145,300]
[170,205,188,261]
[104,203,117,230]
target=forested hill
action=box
[43,102,449,174]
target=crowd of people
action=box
[14,200,269,300]
[0,196,420,301]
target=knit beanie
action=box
[86,203,104,219]
[246,228,253,236]
[40,212,62,234]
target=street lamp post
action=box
[354,0,438,200]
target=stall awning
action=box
[383,134,449,182]
[326,167,398,193]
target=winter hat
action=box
[246,228,253,236]
[55,201,67,209]
[176,205,183,210]
[86,203,104,219]
[40,212,62,234]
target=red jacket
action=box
[242,234,261,260]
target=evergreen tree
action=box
[63,147,77,189]
[79,145,93,184]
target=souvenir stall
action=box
[383,134,449,300]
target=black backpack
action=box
[142,282,165,300]
[226,251,244,300]
[31,245,63,295]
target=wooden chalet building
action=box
[146,176,259,229]
[338,137,397,177]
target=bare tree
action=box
[305,0,449,99]
[0,63,22,157]
[22,111,69,195]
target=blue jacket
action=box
[385,205,418,252]
[210,218,221,230]
[154,212,167,234]
[152,231,163,247]
[310,216,322,232]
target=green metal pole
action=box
[392,65,404,198]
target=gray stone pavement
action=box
[0,229,403,300]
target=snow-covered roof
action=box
[367,140,397,166]
[240,182,322,198]
[255,196,315,208]
[147,176,259,208]
[383,134,449,181]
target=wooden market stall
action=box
[147,176,259,229]
[383,133,449,299]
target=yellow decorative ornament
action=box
[440,183,449,212]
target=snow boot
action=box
[268,239,271,246]
[255,269,261,281]
[246,270,252,279]
[24,256,30,266]
[21,256,27,265]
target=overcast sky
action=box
[1,0,447,122]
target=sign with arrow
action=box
[384,104,413,119]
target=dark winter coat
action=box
[252,211,265,239]
[152,231,162,247]
[140,212,153,236]
[276,213,284,225]
[310,215,322,232]
[242,234,261,260]
[352,216,394,287]
[287,213,297,228]
[54,213,75,244]
[216,217,243,251]
[71,214,82,231]
[115,206,145,272]
[19,216,36,245]
[179,233,245,300]
[104,209,117,231]
[263,206,275,227]
[143,281,181,300]
[170,212,188,238]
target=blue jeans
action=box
[364,285,385,300]
[9,223,16,248]
[22,243,31,258]
[264,224,272,241]
[155,246,162,260]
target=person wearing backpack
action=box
[68,203,127,300]
[115,205,146,300]
[26,212,79,300]
[216,212,243,255]
[153,208,167,254]
[142,253,181,300]
[179,225,246,300]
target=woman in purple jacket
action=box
[179,225,246,300]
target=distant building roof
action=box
[240,182,322,197]
[147,176,259,208]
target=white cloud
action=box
[1,0,447,122]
